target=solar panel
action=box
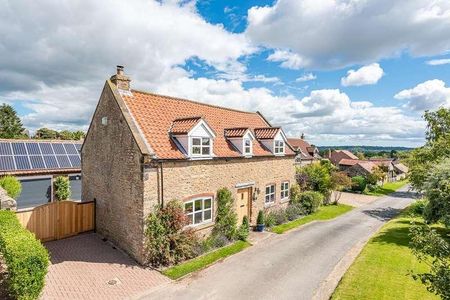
[0,156,15,170]
[25,143,41,155]
[14,156,31,170]
[29,155,46,169]
[64,144,78,155]
[52,143,66,155]
[39,143,54,155]
[12,143,27,155]
[56,155,71,168]
[0,142,12,155]
[0,141,81,172]
[68,155,81,167]
[43,156,59,169]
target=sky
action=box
[1,0,450,147]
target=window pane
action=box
[187,214,193,225]
[271,185,275,193]
[201,147,210,155]
[204,198,211,209]
[69,175,82,201]
[192,138,201,145]
[245,139,251,146]
[204,209,212,221]
[266,186,270,194]
[17,178,51,209]
[185,202,193,213]
[195,199,202,211]
[202,138,210,145]
[192,146,201,154]
[194,212,203,224]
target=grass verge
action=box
[162,240,251,280]
[364,180,409,196]
[332,208,447,300]
[271,204,354,234]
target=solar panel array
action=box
[0,141,82,172]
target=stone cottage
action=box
[82,66,296,263]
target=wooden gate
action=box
[16,201,95,242]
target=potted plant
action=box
[256,210,265,232]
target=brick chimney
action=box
[300,132,305,140]
[110,65,131,90]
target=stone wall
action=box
[82,83,146,263]
[0,187,16,211]
[143,156,296,227]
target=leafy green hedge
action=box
[0,210,49,299]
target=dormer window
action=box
[244,139,252,155]
[274,140,285,154]
[192,137,211,156]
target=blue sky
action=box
[1,0,450,147]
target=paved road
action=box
[139,187,416,300]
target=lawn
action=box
[271,204,354,234]
[332,209,447,300]
[364,179,409,196]
[162,240,251,280]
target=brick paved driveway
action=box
[41,233,169,300]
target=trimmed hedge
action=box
[0,176,22,199]
[0,210,49,300]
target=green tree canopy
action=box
[0,104,26,139]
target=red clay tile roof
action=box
[393,162,409,173]
[170,116,202,134]
[356,161,377,173]
[287,138,315,159]
[254,127,280,139]
[121,90,294,159]
[337,150,358,160]
[338,158,360,166]
[224,128,249,138]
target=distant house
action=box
[325,149,359,165]
[0,139,82,210]
[393,162,409,180]
[82,66,296,263]
[287,135,320,166]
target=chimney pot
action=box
[110,65,131,90]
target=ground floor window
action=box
[265,184,275,204]
[184,197,212,225]
[281,181,289,200]
[17,177,52,210]
[69,174,82,201]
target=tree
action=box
[53,176,71,201]
[330,172,352,204]
[408,108,450,191]
[355,152,365,160]
[212,188,238,240]
[58,130,74,140]
[72,130,86,140]
[0,176,22,199]
[296,162,332,203]
[0,104,25,139]
[366,166,386,185]
[34,128,58,139]
[410,225,450,300]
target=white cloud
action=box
[341,63,384,87]
[426,58,450,65]
[296,73,317,82]
[246,0,450,69]
[0,0,254,129]
[394,79,450,111]
[267,50,310,69]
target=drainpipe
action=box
[160,161,164,207]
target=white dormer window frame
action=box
[274,140,285,155]
[190,136,212,157]
[243,138,252,156]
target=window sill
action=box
[280,197,289,203]
[264,202,276,208]
[186,221,214,231]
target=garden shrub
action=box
[212,188,238,240]
[264,212,276,227]
[299,191,323,214]
[0,210,49,300]
[236,216,249,241]
[289,183,302,204]
[53,176,71,201]
[144,200,198,267]
[409,199,429,216]
[351,176,367,192]
[257,210,264,225]
[0,176,22,199]
[285,203,304,221]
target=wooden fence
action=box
[16,200,95,242]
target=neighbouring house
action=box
[392,162,409,180]
[0,139,82,210]
[325,149,359,166]
[82,66,296,264]
[287,134,321,166]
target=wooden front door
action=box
[236,187,251,224]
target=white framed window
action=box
[265,184,275,204]
[244,138,252,155]
[191,137,211,156]
[184,197,213,226]
[281,181,289,200]
[101,116,108,125]
[274,140,285,154]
